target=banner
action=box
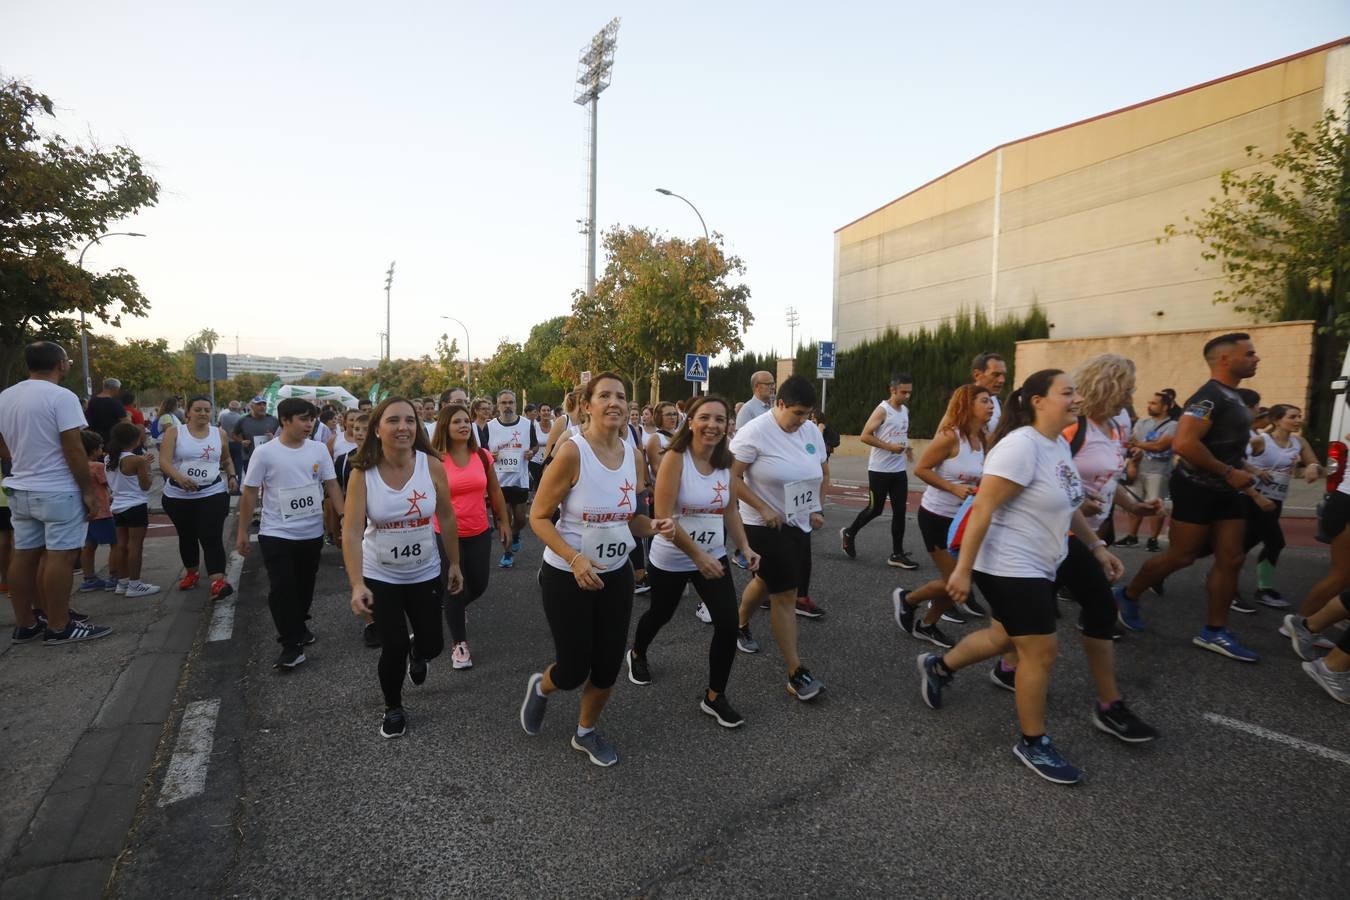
[273,384,360,409]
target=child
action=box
[79,430,118,591]
[107,422,159,598]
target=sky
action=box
[4,1,1348,367]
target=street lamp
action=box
[439,315,472,390]
[655,188,709,245]
[76,231,146,401]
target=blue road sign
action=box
[684,353,710,382]
[817,341,836,380]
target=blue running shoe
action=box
[78,578,103,593]
[916,653,952,710]
[511,536,522,554]
[1013,735,1083,785]
[1114,586,1144,632]
[499,553,514,569]
[733,551,748,570]
[1192,627,1259,662]
[520,672,548,735]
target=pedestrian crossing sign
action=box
[684,353,709,383]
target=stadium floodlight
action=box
[574,17,620,296]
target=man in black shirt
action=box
[85,377,128,442]
[1115,333,1262,662]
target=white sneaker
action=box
[114,579,129,595]
[1278,623,1335,651]
[693,602,712,624]
[126,582,161,598]
[451,641,473,670]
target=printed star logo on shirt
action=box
[405,489,428,518]
[617,479,634,510]
[199,446,214,460]
[712,480,727,505]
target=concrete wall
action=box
[1014,320,1316,413]
[833,40,1349,352]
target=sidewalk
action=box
[0,503,236,898]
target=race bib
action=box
[1262,472,1291,501]
[254,434,272,446]
[682,514,725,553]
[278,483,323,521]
[181,460,220,485]
[581,519,632,572]
[373,524,435,570]
[784,478,821,518]
[494,448,524,475]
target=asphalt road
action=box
[112,506,1349,899]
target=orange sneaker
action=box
[178,570,200,590]
[209,578,233,600]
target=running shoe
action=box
[1255,588,1289,609]
[892,588,915,633]
[43,619,113,645]
[733,551,749,569]
[795,596,824,618]
[1113,586,1145,632]
[700,693,745,728]
[736,625,759,654]
[912,621,954,649]
[888,552,920,570]
[693,602,712,624]
[126,581,161,599]
[1092,700,1158,743]
[11,622,45,644]
[989,660,1016,692]
[178,571,200,590]
[520,672,547,735]
[840,527,856,559]
[301,627,316,645]
[363,622,381,648]
[634,577,651,595]
[916,653,952,709]
[273,646,305,669]
[210,578,234,601]
[959,597,987,618]
[1192,627,1259,662]
[1282,614,1318,661]
[499,553,514,569]
[1145,537,1161,552]
[408,651,428,685]
[571,730,619,767]
[510,535,522,554]
[626,650,652,686]
[939,608,967,625]
[1115,535,1139,547]
[380,707,407,739]
[1301,659,1350,705]
[78,577,104,593]
[1279,621,1336,651]
[787,666,824,701]
[1012,735,1083,785]
[114,579,129,595]
[451,641,473,669]
[1229,594,1258,615]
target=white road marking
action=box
[207,553,245,642]
[158,698,222,805]
[1203,712,1350,766]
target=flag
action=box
[368,382,381,403]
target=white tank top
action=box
[162,426,227,500]
[332,435,357,458]
[108,452,149,513]
[867,401,909,474]
[920,434,985,518]
[486,417,531,488]
[1253,433,1301,502]
[361,451,441,584]
[648,450,730,573]
[543,434,637,574]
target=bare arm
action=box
[859,405,901,453]
[730,458,778,526]
[235,486,259,556]
[913,431,969,497]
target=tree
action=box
[182,328,220,355]
[0,77,160,386]
[1162,97,1350,334]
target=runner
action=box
[730,374,829,699]
[486,389,538,568]
[420,398,438,439]
[1120,392,1177,550]
[471,397,493,449]
[344,397,463,738]
[893,384,992,648]
[529,403,553,492]
[972,352,1009,433]
[232,395,279,477]
[841,374,918,569]
[917,368,1158,785]
[1114,333,1264,662]
[236,398,343,669]
[644,402,680,484]
[518,373,674,767]
[1242,404,1320,609]
[105,422,158,598]
[161,396,237,600]
[735,371,775,430]
[1285,596,1350,704]
[331,413,376,646]
[331,409,359,460]
[431,402,510,670]
[542,390,584,462]
[627,395,759,726]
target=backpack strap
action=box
[477,447,492,478]
[1068,415,1088,457]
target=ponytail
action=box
[990,369,1064,448]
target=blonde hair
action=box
[1071,353,1136,421]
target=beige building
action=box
[833,38,1350,350]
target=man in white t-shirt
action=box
[841,374,919,569]
[972,352,1008,434]
[0,342,112,644]
[486,389,539,568]
[735,371,775,430]
[237,398,342,669]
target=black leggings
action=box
[1053,536,1118,640]
[443,528,493,643]
[846,469,908,554]
[162,492,229,574]
[1244,499,1285,565]
[257,535,323,647]
[369,576,445,709]
[633,563,738,693]
[539,562,633,691]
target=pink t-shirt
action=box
[88,461,111,520]
[435,449,493,538]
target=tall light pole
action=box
[439,315,472,390]
[786,306,800,355]
[383,261,396,361]
[574,17,620,296]
[76,231,146,401]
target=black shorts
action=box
[1319,491,1350,542]
[1169,471,1244,525]
[112,503,149,528]
[916,506,952,553]
[0,506,10,533]
[744,523,811,594]
[501,486,530,506]
[972,570,1057,637]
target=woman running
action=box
[344,397,463,739]
[1244,404,1320,608]
[893,384,992,648]
[431,402,510,670]
[159,396,236,600]
[331,409,360,459]
[106,423,157,598]
[519,373,673,767]
[626,395,760,727]
[731,374,829,701]
[917,369,1157,785]
[644,401,679,485]
[542,389,584,463]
